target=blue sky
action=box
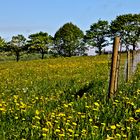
[0,0,140,40]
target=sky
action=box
[0,0,140,41]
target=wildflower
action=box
[135,108,140,113]
[75,134,79,137]
[0,107,6,112]
[59,133,65,137]
[66,122,70,126]
[101,123,105,126]
[72,122,77,126]
[93,125,98,129]
[68,129,74,133]
[42,133,47,137]
[81,115,86,118]
[15,116,18,120]
[46,121,52,127]
[116,124,121,128]
[42,128,49,132]
[68,116,72,119]
[116,133,121,138]
[54,120,58,123]
[128,117,136,122]
[110,125,116,130]
[35,110,40,115]
[77,112,82,115]
[55,129,61,133]
[85,105,90,108]
[58,113,65,117]
[94,102,100,107]
[64,104,68,108]
[122,134,127,138]
[89,118,93,122]
[22,118,25,121]
[127,127,130,131]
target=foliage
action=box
[110,14,140,50]
[85,20,109,55]
[54,22,85,57]
[8,34,26,61]
[0,37,7,52]
[27,32,53,59]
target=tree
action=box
[0,37,6,52]
[110,14,140,51]
[27,32,53,59]
[85,20,109,55]
[54,22,84,57]
[9,35,26,61]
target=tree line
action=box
[0,13,140,61]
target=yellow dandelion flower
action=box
[72,122,77,126]
[68,129,74,133]
[116,124,121,128]
[135,108,140,113]
[55,129,61,133]
[64,104,68,108]
[42,128,49,132]
[35,110,40,115]
[89,118,93,122]
[59,133,65,137]
[116,133,121,137]
[94,102,100,107]
[122,134,127,138]
[75,134,79,137]
[54,120,58,123]
[110,125,116,130]
[15,116,18,120]
[127,127,130,131]
[101,123,105,126]
[42,133,47,137]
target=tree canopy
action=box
[85,20,109,55]
[9,34,26,61]
[27,32,53,59]
[110,13,140,50]
[54,22,85,57]
[0,36,6,52]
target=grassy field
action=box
[0,55,140,140]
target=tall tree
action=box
[9,35,26,61]
[85,20,109,55]
[54,22,84,57]
[28,32,53,59]
[110,14,140,51]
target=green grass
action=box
[0,56,140,140]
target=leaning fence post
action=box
[108,37,120,99]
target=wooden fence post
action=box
[126,50,130,82]
[114,54,120,93]
[108,37,120,99]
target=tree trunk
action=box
[41,52,44,59]
[16,51,20,62]
[40,49,44,59]
[133,44,136,51]
[98,46,102,55]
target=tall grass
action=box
[0,56,140,139]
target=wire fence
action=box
[108,37,140,99]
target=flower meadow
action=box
[0,56,140,140]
